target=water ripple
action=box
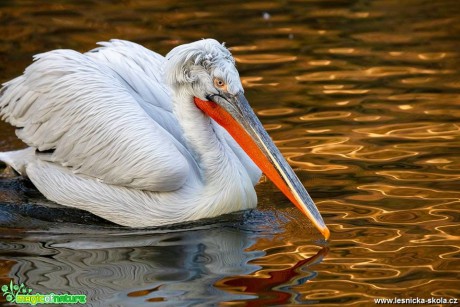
[1,0,460,305]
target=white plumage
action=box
[0,39,261,226]
[0,39,329,238]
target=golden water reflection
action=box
[0,0,460,305]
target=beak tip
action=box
[322,227,330,241]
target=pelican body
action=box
[0,39,329,239]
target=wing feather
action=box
[0,47,190,191]
[86,39,187,145]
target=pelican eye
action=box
[214,78,227,90]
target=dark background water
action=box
[1,0,459,305]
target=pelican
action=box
[0,39,329,239]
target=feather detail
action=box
[0,39,261,226]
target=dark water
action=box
[1,0,460,305]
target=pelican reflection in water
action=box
[0,39,328,239]
[5,225,328,304]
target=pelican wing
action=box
[0,45,190,191]
[85,40,186,142]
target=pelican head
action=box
[165,39,329,240]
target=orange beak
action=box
[194,93,329,240]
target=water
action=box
[1,0,459,305]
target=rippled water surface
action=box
[1,0,459,305]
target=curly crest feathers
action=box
[164,39,235,88]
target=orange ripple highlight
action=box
[355,122,460,139]
[295,66,448,82]
[299,111,351,121]
[241,76,279,87]
[357,184,460,200]
[257,108,296,116]
[235,54,297,64]
[285,153,348,171]
[347,148,419,162]
[377,171,460,181]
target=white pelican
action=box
[0,39,329,239]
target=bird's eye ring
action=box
[214,78,226,88]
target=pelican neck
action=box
[171,90,238,181]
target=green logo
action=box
[2,280,86,305]
[2,280,33,303]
